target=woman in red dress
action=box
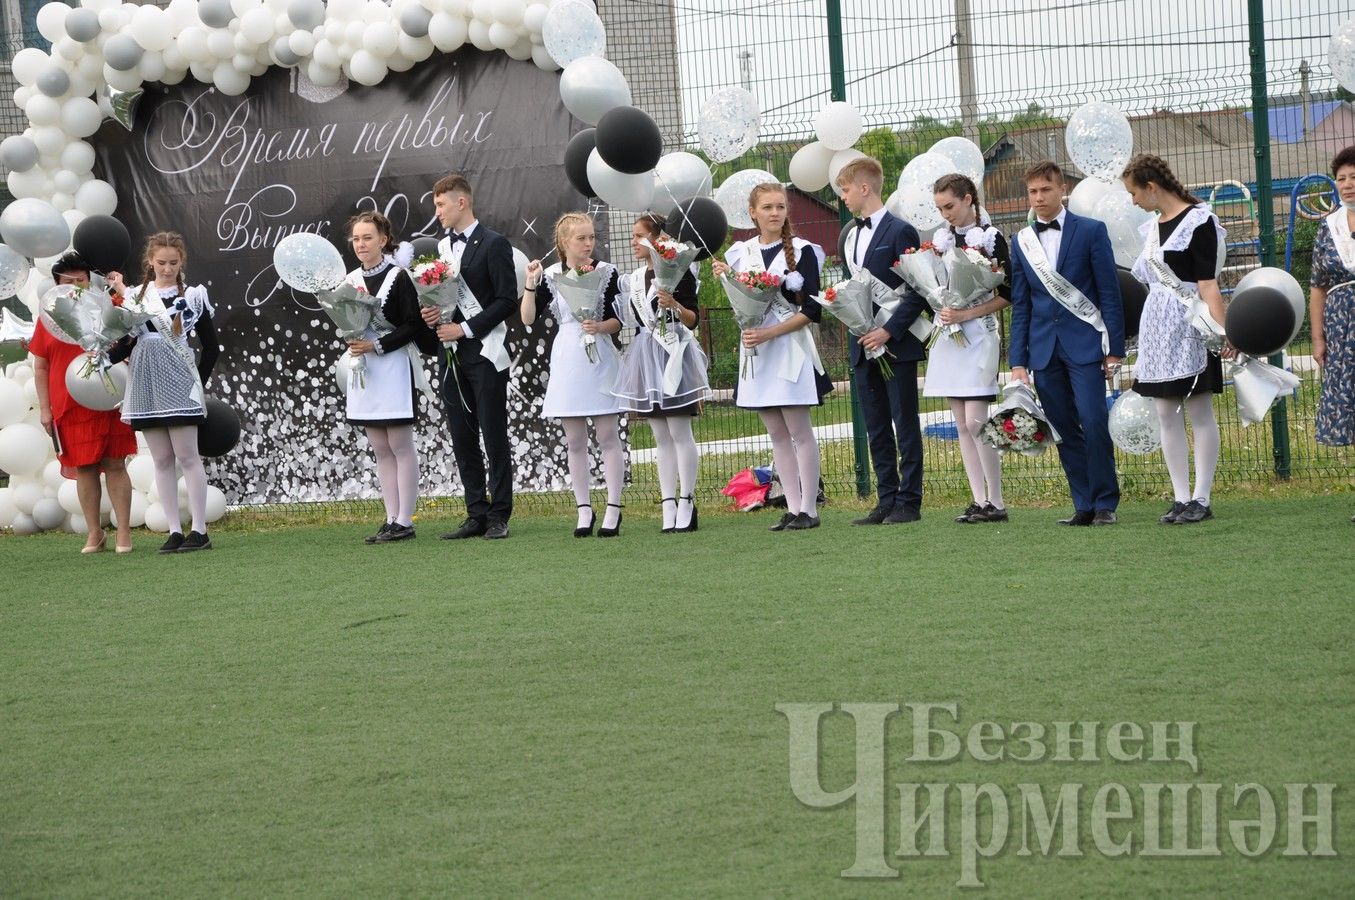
[29,252,137,553]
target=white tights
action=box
[1155,394,1220,505]
[648,415,699,529]
[366,424,419,526]
[949,398,1004,508]
[143,426,208,535]
[758,406,821,517]
[561,414,625,529]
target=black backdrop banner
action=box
[94,50,607,505]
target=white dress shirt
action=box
[851,206,889,270]
[1034,207,1067,267]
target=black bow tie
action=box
[446,230,466,243]
[854,217,872,230]
[1034,220,1061,233]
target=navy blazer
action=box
[1008,210,1126,370]
[439,224,518,362]
[847,210,930,366]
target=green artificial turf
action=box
[3,497,1352,896]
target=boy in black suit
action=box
[420,174,518,540]
[835,157,930,524]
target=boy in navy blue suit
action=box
[834,157,931,525]
[1009,161,1126,526]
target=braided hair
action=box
[135,232,190,334]
[748,181,797,273]
[345,210,396,254]
[1121,154,1199,205]
[552,211,593,267]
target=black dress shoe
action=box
[673,495,698,533]
[158,532,185,554]
[598,503,623,538]
[1091,510,1117,526]
[365,521,394,544]
[769,512,796,532]
[1174,500,1213,524]
[851,507,890,526]
[574,504,595,538]
[884,506,921,524]
[1159,501,1187,524]
[659,497,677,534]
[786,512,821,530]
[955,502,984,523]
[374,523,415,543]
[177,530,212,552]
[1057,511,1095,526]
[441,518,487,540]
[974,503,1008,523]
[484,519,510,539]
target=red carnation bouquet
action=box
[979,383,1061,456]
[720,268,784,378]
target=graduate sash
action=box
[629,265,690,396]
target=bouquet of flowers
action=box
[0,307,34,366]
[410,254,461,359]
[720,269,783,378]
[946,230,1005,318]
[892,242,970,348]
[550,263,610,364]
[979,382,1061,456]
[316,281,389,390]
[815,271,896,378]
[640,235,700,295]
[42,284,153,392]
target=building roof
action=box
[1246,100,1344,144]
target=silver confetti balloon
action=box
[1329,19,1355,94]
[714,168,777,230]
[1108,389,1162,455]
[698,88,759,164]
[273,233,346,294]
[542,0,607,69]
[0,244,32,298]
[1065,101,1133,181]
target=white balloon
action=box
[288,29,316,56]
[787,141,835,193]
[1108,390,1162,455]
[66,511,86,533]
[0,377,29,427]
[899,151,954,194]
[213,62,252,96]
[239,7,275,43]
[558,56,630,126]
[10,167,50,201]
[127,453,156,492]
[530,43,557,71]
[127,490,148,527]
[37,1,71,40]
[714,168,778,231]
[65,358,128,412]
[827,148,865,187]
[396,32,434,62]
[487,21,517,49]
[11,48,51,86]
[813,101,862,152]
[0,245,31,302]
[0,199,70,259]
[1068,176,1115,217]
[467,19,493,51]
[29,125,69,158]
[428,12,469,51]
[1091,186,1152,268]
[494,0,526,25]
[651,151,712,216]
[1330,19,1355,94]
[42,457,64,489]
[306,61,342,86]
[25,94,63,128]
[523,1,548,32]
[31,497,66,531]
[10,478,43,515]
[206,28,235,60]
[143,501,169,533]
[10,512,40,535]
[0,488,14,527]
[57,477,82,514]
[60,96,103,138]
[131,5,175,51]
[346,49,387,86]
[698,87,759,164]
[1066,101,1133,181]
[0,422,52,478]
[287,0,326,30]
[74,179,119,216]
[205,484,227,523]
[929,135,985,185]
[586,148,654,211]
[54,37,85,63]
[362,22,399,56]
[541,0,604,67]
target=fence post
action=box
[1247,0,1292,479]
[826,0,871,498]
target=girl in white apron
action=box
[711,182,830,531]
[1123,154,1229,525]
[108,232,220,554]
[925,173,1012,524]
[522,212,627,537]
[342,211,432,544]
[612,214,708,533]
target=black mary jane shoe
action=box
[574,505,596,538]
[769,512,796,532]
[598,503,623,538]
[673,495,698,533]
[659,497,677,534]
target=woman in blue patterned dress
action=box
[1309,145,1355,521]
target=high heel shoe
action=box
[674,495,698,533]
[598,503,623,538]
[574,504,595,538]
[659,497,677,534]
[81,530,107,554]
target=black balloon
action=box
[410,236,440,259]
[1225,285,1297,357]
[594,107,663,175]
[668,196,727,261]
[198,397,241,457]
[564,128,597,199]
[72,215,131,274]
[1115,266,1147,339]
